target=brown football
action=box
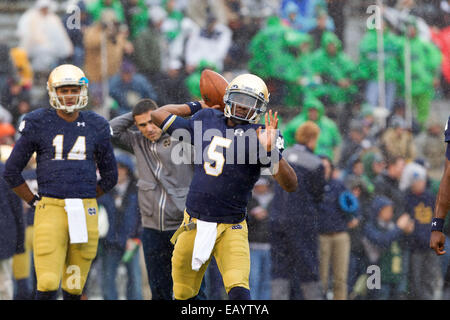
[200,69,228,110]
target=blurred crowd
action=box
[0,0,450,300]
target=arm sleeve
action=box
[364,223,403,249]
[160,115,196,146]
[109,112,135,153]
[95,123,118,194]
[3,132,36,188]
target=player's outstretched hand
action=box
[257,110,279,151]
[430,231,447,255]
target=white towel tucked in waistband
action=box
[192,219,217,271]
[64,199,88,244]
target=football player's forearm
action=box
[435,160,450,220]
[12,183,35,204]
[96,185,105,198]
[155,103,192,120]
[96,141,119,195]
[152,102,202,127]
[273,158,298,193]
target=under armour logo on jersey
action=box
[432,221,437,226]
[234,128,244,136]
[232,224,243,230]
[77,122,85,127]
[88,207,96,215]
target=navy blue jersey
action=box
[162,108,284,223]
[446,116,450,160]
[4,108,117,198]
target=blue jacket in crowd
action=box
[0,162,25,260]
[404,189,435,251]
[109,73,158,114]
[363,196,403,250]
[98,155,142,251]
[98,182,141,250]
[318,178,359,234]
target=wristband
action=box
[266,150,283,162]
[27,194,41,208]
[186,101,202,115]
[431,218,445,232]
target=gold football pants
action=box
[171,211,250,300]
[33,197,99,295]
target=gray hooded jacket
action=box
[110,112,193,231]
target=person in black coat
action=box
[374,155,406,219]
[270,121,325,300]
[0,161,25,299]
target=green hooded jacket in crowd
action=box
[87,0,149,39]
[310,32,358,104]
[280,31,325,107]
[248,16,290,81]
[87,0,125,23]
[358,27,403,84]
[127,0,149,39]
[282,97,341,159]
[185,60,219,100]
[398,23,442,127]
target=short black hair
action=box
[386,155,404,167]
[132,99,158,118]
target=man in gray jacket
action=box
[110,98,196,300]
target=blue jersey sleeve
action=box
[160,108,214,145]
[95,121,118,194]
[3,117,37,188]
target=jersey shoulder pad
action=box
[18,108,49,135]
[83,110,112,136]
[192,107,221,121]
[83,110,108,126]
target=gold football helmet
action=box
[223,73,269,124]
[47,64,89,113]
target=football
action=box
[200,69,229,110]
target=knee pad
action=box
[173,283,198,300]
[34,224,56,257]
[79,229,99,260]
[37,272,60,292]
